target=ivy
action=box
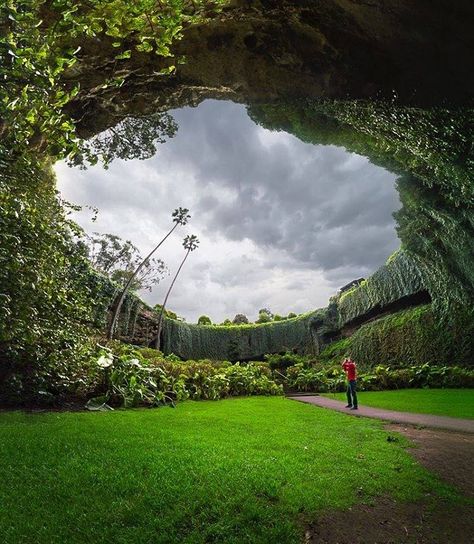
[161,310,326,361]
[0,153,94,403]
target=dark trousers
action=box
[346,380,358,408]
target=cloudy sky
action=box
[55,100,400,323]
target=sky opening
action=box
[55,100,400,323]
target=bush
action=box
[265,351,306,371]
[88,346,283,408]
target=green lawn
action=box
[0,397,455,544]
[326,389,474,419]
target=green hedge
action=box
[161,310,326,361]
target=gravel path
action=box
[287,395,474,433]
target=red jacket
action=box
[342,359,357,381]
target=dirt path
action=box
[296,400,474,543]
[288,395,474,433]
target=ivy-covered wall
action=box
[90,245,470,369]
[339,305,474,369]
[161,310,326,361]
[334,250,427,328]
[84,268,159,345]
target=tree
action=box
[232,314,249,325]
[84,232,165,291]
[273,314,283,321]
[154,235,200,350]
[197,315,212,325]
[107,207,190,339]
[256,308,273,323]
[220,319,232,326]
[287,312,297,319]
[71,113,178,169]
[153,304,178,321]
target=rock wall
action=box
[63,0,474,139]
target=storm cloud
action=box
[55,100,400,323]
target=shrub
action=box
[265,351,306,371]
[89,346,283,408]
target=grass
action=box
[0,397,456,544]
[325,389,474,419]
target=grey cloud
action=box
[57,99,401,322]
[159,101,401,276]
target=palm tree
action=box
[107,207,191,339]
[154,234,199,350]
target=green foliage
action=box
[153,304,179,320]
[91,345,282,407]
[256,308,273,323]
[84,232,166,291]
[287,363,474,393]
[318,337,352,365]
[1,0,227,161]
[232,313,249,325]
[287,364,346,393]
[0,156,96,404]
[265,351,307,371]
[71,113,177,168]
[394,173,474,312]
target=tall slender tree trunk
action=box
[154,249,191,351]
[107,222,179,339]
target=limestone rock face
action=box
[64,0,474,138]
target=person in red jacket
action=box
[342,356,358,410]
